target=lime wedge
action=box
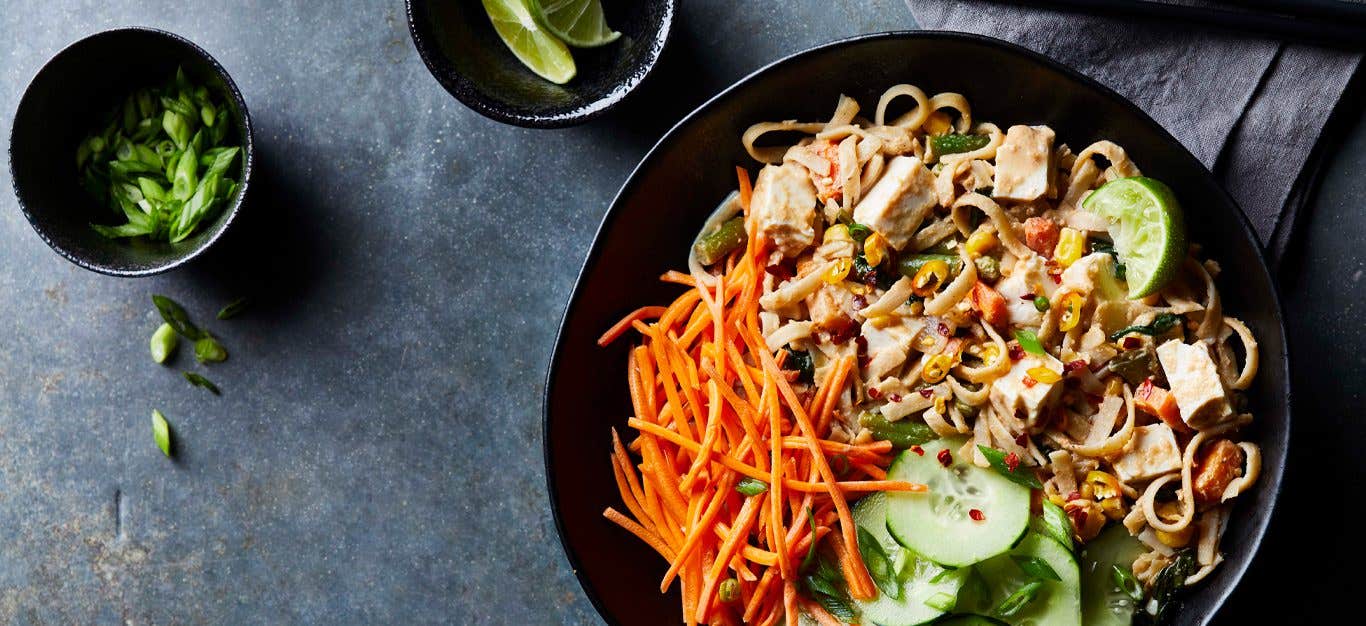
[482,0,577,84]
[1082,177,1187,299]
[530,0,621,48]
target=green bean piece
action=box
[858,411,938,448]
[929,133,991,156]
[693,216,747,266]
[150,323,178,364]
[896,253,962,279]
[1108,346,1159,386]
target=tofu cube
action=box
[1113,423,1183,483]
[852,156,937,250]
[993,125,1056,202]
[751,163,818,257]
[1155,340,1232,430]
[990,352,1065,425]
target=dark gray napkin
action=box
[908,0,1360,264]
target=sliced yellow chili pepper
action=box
[1058,292,1085,332]
[1085,470,1121,500]
[864,232,889,266]
[964,228,998,256]
[1054,227,1086,268]
[1027,366,1062,384]
[911,259,951,297]
[922,354,953,383]
[822,258,852,284]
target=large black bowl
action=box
[545,31,1288,625]
[9,27,254,277]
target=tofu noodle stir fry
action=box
[599,85,1262,626]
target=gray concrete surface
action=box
[0,0,1360,624]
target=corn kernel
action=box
[1054,227,1086,267]
[824,223,851,244]
[1156,526,1194,548]
[965,229,998,257]
[933,395,947,415]
[822,258,852,284]
[864,232,888,266]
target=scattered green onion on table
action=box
[77,67,241,242]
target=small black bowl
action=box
[406,0,675,128]
[9,27,254,277]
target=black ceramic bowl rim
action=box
[404,0,676,128]
[543,30,1290,625]
[9,26,255,277]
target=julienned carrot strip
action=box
[814,356,855,435]
[661,471,736,591]
[609,450,651,538]
[783,580,800,626]
[661,270,696,287]
[598,306,668,347]
[702,363,767,472]
[800,597,843,626]
[767,370,791,579]
[647,330,698,444]
[697,494,764,622]
[779,437,890,461]
[604,508,676,561]
[681,380,723,492]
[744,567,778,622]
[736,166,753,212]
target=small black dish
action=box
[9,27,254,277]
[544,31,1288,625]
[406,0,675,128]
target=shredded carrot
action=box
[599,206,928,623]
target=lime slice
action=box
[1082,177,1187,299]
[530,0,621,48]
[482,0,577,84]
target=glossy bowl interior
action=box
[9,27,254,277]
[544,32,1289,625]
[406,0,674,128]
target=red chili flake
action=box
[1063,359,1087,374]
[918,388,934,399]
[911,445,925,456]
[969,509,985,522]
[1019,293,1037,301]
[1066,491,1083,502]
[1014,433,1029,447]
[888,394,903,403]
[1022,376,1038,388]
[937,449,953,467]
[852,295,868,310]
[937,322,951,337]
[1051,274,1062,285]
[1068,506,1089,529]
[1003,452,1021,473]
[1122,336,1142,350]
[1007,343,1025,361]
[867,387,882,399]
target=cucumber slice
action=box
[1080,525,1148,626]
[852,493,967,626]
[959,533,1082,626]
[885,438,1032,567]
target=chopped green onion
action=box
[857,526,900,600]
[924,591,956,612]
[800,506,818,573]
[152,294,203,340]
[977,445,1043,489]
[216,297,251,320]
[1014,329,1045,355]
[1112,564,1144,601]
[150,323,178,364]
[183,371,221,395]
[1012,555,1062,581]
[846,222,872,245]
[735,477,769,496]
[194,334,228,364]
[718,578,741,603]
[1035,500,1073,549]
[152,409,172,457]
[993,580,1044,618]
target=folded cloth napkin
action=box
[908,0,1361,265]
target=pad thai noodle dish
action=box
[597,84,1262,626]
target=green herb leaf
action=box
[993,580,1044,618]
[183,371,221,395]
[856,526,900,600]
[781,346,814,384]
[924,591,956,612]
[977,445,1043,489]
[858,411,938,449]
[801,571,858,623]
[1014,329,1045,355]
[735,477,769,497]
[1012,555,1062,581]
[152,409,172,457]
[150,322,178,364]
[216,297,250,320]
[152,294,203,340]
[194,334,228,364]
[1109,313,1182,342]
[1134,549,1196,624]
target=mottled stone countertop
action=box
[1,1,1361,623]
